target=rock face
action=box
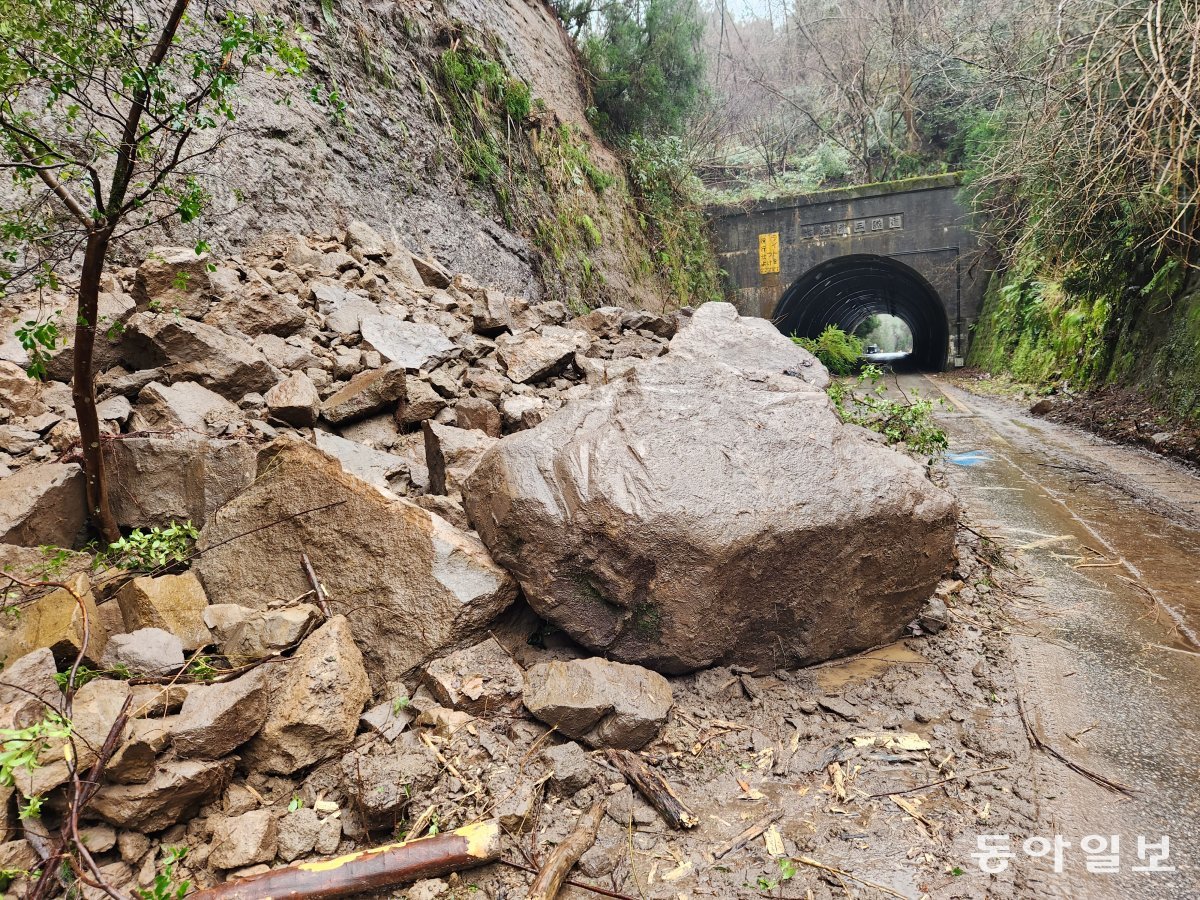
[242,616,370,774]
[522,658,672,750]
[195,437,518,685]
[464,303,958,673]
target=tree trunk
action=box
[73,228,120,543]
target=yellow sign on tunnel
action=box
[758,232,780,275]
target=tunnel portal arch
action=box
[772,254,950,370]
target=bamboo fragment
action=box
[187,821,502,900]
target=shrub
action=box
[791,326,863,376]
[828,365,948,458]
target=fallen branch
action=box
[865,764,1010,799]
[706,810,781,862]
[603,749,697,830]
[187,821,502,900]
[499,859,636,900]
[1015,689,1134,796]
[525,799,607,900]
[794,856,909,898]
[301,552,331,617]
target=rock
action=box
[408,879,449,900]
[413,705,473,737]
[195,438,518,687]
[0,361,48,416]
[132,247,212,318]
[276,807,321,862]
[101,627,184,676]
[621,309,676,338]
[129,684,189,718]
[488,770,538,832]
[495,326,589,383]
[122,312,280,400]
[360,699,415,742]
[422,422,496,496]
[12,678,129,798]
[209,809,278,870]
[343,220,387,257]
[1029,398,1054,415]
[0,648,60,729]
[453,397,501,437]
[917,596,950,634]
[253,333,320,371]
[522,658,672,750]
[817,696,860,721]
[0,572,109,667]
[104,435,255,529]
[541,742,595,795]
[570,306,625,339]
[340,733,438,826]
[117,830,151,864]
[421,638,523,715]
[205,278,306,337]
[97,394,133,425]
[201,603,321,664]
[464,303,957,673]
[360,314,456,371]
[114,573,211,650]
[469,289,519,335]
[398,379,447,426]
[314,282,376,336]
[92,759,234,831]
[321,363,406,425]
[127,380,242,435]
[79,823,117,854]
[105,736,157,785]
[265,371,321,426]
[0,461,86,546]
[411,253,451,289]
[172,669,267,759]
[499,395,546,429]
[574,354,638,387]
[314,431,408,491]
[0,425,40,454]
[242,616,370,774]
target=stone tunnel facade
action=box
[707,174,990,370]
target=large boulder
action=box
[132,246,213,318]
[360,314,456,370]
[463,303,957,673]
[194,437,518,686]
[320,364,405,425]
[0,461,86,547]
[126,380,242,436]
[103,435,255,529]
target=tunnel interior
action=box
[773,254,950,370]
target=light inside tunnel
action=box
[772,254,950,370]
[856,314,912,354]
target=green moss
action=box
[632,601,662,638]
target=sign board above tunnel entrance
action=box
[758,232,780,274]
[800,213,904,241]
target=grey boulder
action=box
[463,302,957,673]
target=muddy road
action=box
[917,373,1200,899]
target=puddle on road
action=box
[816,643,929,692]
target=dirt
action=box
[945,369,1200,469]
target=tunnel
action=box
[772,254,951,370]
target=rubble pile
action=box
[0,224,978,899]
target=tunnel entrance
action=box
[773,254,950,370]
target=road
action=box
[909,373,1200,899]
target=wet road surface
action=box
[914,373,1200,899]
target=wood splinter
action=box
[525,798,607,900]
[187,820,502,900]
[604,748,698,830]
